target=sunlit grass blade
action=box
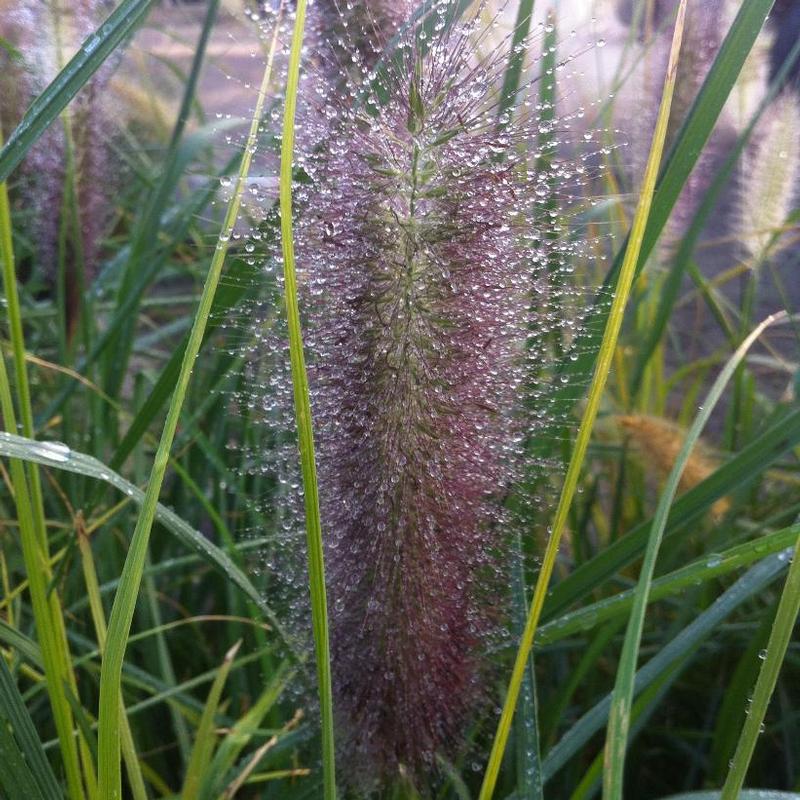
[278,1,335,796]
[542,553,792,783]
[721,536,800,797]
[544,0,777,424]
[95,31,282,797]
[603,311,787,799]
[0,0,156,182]
[476,4,688,796]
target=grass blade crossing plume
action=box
[245,0,599,792]
[479,1,688,797]
[96,26,282,800]
[277,0,336,797]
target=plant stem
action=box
[721,534,800,798]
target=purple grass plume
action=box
[257,2,595,789]
[9,0,118,335]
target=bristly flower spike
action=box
[267,1,597,789]
[736,90,800,264]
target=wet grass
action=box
[0,1,798,799]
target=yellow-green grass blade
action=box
[477,3,688,797]
[0,124,89,800]
[278,0,336,796]
[96,38,281,798]
[76,526,148,800]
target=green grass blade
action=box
[721,537,800,797]
[542,553,792,782]
[0,656,62,800]
[109,257,261,471]
[103,0,221,404]
[0,430,284,639]
[603,312,787,799]
[197,663,294,800]
[510,532,543,799]
[663,794,800,800]
[95,44,281,797]
[38,145,242,428]
[537,522,800,645]
[278,2,336,797]
[544,405,800,618]
[0,717,45,800]
[0,619,42,667]
[569,661,684,800]
[629,33,800,395]
[543,0,776,424]
[181,641,241,800]
[0,0,156,182]
[477,4,687,796]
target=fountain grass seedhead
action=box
[261,2,598,789]
[723,0,774,131]
[736,90,800,264]
[617,414,731,521]
[9,0,119,333]
[307,0,415,77]
[619,0,726,255]
[240,0,600,790]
